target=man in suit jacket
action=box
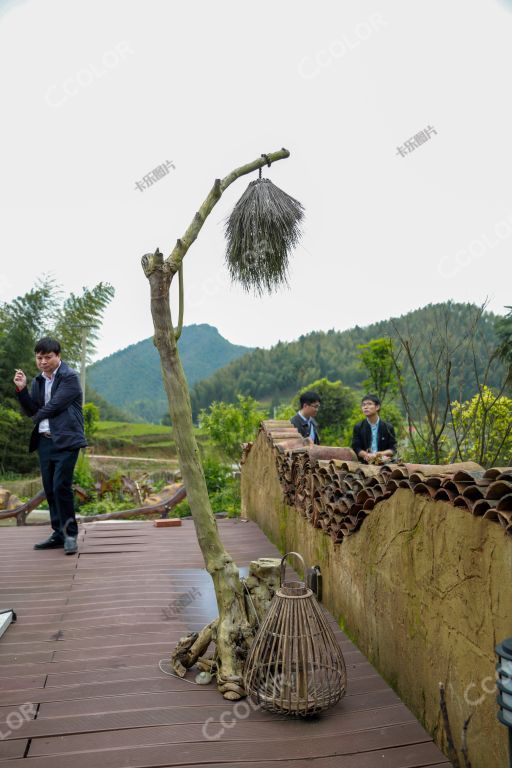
[14,337,87,554]
[290,390,321,445]
[351,394,396,464]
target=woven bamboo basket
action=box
[243,552,347,716]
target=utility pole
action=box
[68,323,94,405]
[80,326,88,405]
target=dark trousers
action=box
[37,437,79,539]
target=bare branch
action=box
[174,264,184,340]
[0,490,46,522]
[389,339,423,454]
[167,148,291,275]
[490,419,512,466]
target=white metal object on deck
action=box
[0,608,16,639]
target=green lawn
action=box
[95,421,173,437]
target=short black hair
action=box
[300,390,321,407]
[34,337,61,355]
[361,394,381,406]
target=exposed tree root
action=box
[169,558,281,698]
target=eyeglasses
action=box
[309,404,320,409]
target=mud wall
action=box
[242,430,512,768]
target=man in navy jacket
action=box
[14,337,87,554]
[351,394,397,464]
[290,390,321,445]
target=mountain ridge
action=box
[190,302,504,414]
[87,323,252,422]
[88,303,505,423]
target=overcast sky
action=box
[1,0,511,362]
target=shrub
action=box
[83,402,100,442]
[289,378,357,445]
[173,456,241,518]
[199,396,266,465]
[450,386,512,467]
[73,451,94,489]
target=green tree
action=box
[83,402,100,442]
[0,278,59,474]
[54,282,115,400]
[358,337,397,403]
[450,386,512,467]
[495,305,512,381]
[0,277,58,401]
[199,395,266,465]
[191,302,503,414]
[0,277,113,474]
[388,303,507,464]
[274,401,295,420]
[53,282,115,368]
[173,456,241,519]
[0,404,28,474]
[293,378,357,445]
[399,421,452,464]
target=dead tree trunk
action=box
[170,557,281,693]
[142,149,290,699]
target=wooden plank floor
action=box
[0,520,449,767]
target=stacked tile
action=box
[261,422,306,505]
[256,421,512,539]
[401,464,512,533]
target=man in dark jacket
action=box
[14,337,87,554]
[290,390,321,445]
[351,394,396,464]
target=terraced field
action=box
[91,421,211,459]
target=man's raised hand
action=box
[14,369,27,390]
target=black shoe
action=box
[64,536,78,555]
[34,534,64,550]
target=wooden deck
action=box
[0,520,449,767]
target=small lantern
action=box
[496,637,512,768]
[243,552,346,716]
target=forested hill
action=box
[190,302,503,414]
[88,324,252,422]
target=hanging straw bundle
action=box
[225,168,304,295]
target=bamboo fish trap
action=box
[243,552,346,716]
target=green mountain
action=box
[88,324,252,422]
[190,302,505,414]
[84,385,133,422]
